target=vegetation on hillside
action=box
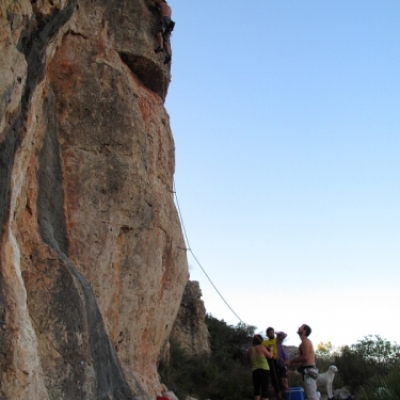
[335,335,400,399]
[159,317,400,399]
[159,315,255,400]
[312,335,400,399]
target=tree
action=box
[354,335,400,373]
[334,336,400,394]
[316,341,335,358]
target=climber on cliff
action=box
[153,0,174,64]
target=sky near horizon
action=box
[164,1,400,348]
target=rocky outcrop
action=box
[0,1,188,399]
[169,281,211,356]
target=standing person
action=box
[276,331,289,392]
[263,327,284,399]
[286,324,319,400]
[153,0,174,64]
[248,334,273,400]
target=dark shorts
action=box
[267,358,284,392]
[278,365,288,378]
[298,365,317,380]
[252,369,270,398]
[156,16,173,41]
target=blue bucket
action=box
[285,387,304,400]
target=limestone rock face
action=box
[170,281,211,356]
[0,1,188,399]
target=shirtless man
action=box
[286,324,318,400]
[153,0,173,64]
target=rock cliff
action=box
[0,0,189,399]
[170,281,210,357]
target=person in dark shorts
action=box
[247,334,273,400]
[153,0,174,64]
[276,331,289,392]
[263,327,285,398]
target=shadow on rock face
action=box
[119,52,169,100]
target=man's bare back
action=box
[154,0,172,17]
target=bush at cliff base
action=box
[159,315,256,400]
[160,322,400,400]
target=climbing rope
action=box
[172,178,245,325]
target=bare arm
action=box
[259,345,273,359]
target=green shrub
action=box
[334,336,400,393]
[159,315,256,400]
[357,366,400,400]
[159,318,400,400]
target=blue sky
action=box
[165,1,400,347]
